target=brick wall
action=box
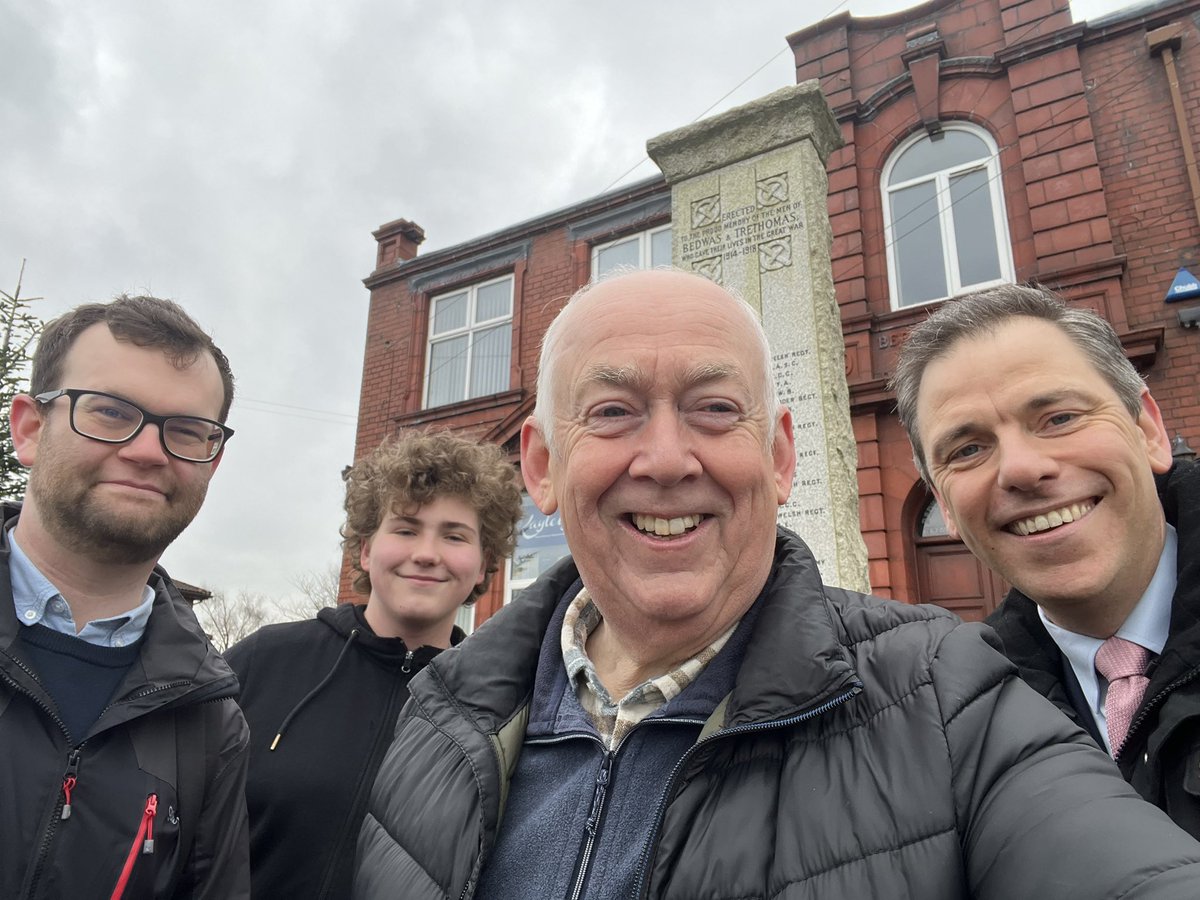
[1082,2,1200,440]
[789,0,1200,602]
[352,0,1200,615]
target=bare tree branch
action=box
[274,564,342,622]
[195,589,270,651]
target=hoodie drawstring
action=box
[270,629,360,751]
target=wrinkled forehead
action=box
[576,358,749,400]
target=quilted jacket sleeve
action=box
[935,622,1200,900]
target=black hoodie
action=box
[226,602,461,899]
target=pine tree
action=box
[0,261,43,501]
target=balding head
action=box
[532,268,779,455]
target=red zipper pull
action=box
[60,750,81,820]
[61,776,77,820]
[142,794,158,854]
[109,793,159,900]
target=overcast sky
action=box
[0,0,1132,607]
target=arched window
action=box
[912,491,1008,621]
[918,498,950,538]
[882,124,1014,309]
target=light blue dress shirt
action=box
[1039,525,1177,755]
[8,528,155,648]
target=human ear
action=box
[520,416,558,514]
[772,408,797,505]
[1135,389,1174,474]
[9,394,45,466]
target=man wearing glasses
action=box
[0,295,250,899]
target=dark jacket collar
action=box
[1155,459,1200,684]
[409,527,859,733]
[0,501,240,721]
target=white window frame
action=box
[882,124,1014,310]
[503,494,570,605]
[423,274,513,408]
[502,555,526,607]
[591,224,672,279]
[454,604,477,636]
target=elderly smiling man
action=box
[355,269,1200,899]
[892,283,1200,840]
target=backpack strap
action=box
[172,703,209,890]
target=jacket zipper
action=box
[24,749,85,898]
[22,679,192,894]
[60,749,81,820]
[461,720,703,900]
[1115,664,1200,764]
[2,607,236,897]
[117,680,193,707]
[3,660,82,898]
[629,683,862,899]
[1,656,72,737]
[109,793,158,900]
[567,750,616,900]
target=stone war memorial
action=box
[647,80,869,592]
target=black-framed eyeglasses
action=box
[34,389,233,463]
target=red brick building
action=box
[352,0,1200,625]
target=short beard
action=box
[53,492,202,565]
[26,440,206,566]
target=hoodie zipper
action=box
[316,638,416,898]
[629,683,862,899]
[109,793,158,900]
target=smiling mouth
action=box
[631,513,704,537]
[1008,501,1095,536]
[104,481,166,497]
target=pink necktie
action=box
[1095,636,1152,755]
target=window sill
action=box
[396,388,525,428]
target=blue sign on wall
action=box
[1166,268,1200,302]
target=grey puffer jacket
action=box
[356,529,1200,899]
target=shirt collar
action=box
[8,528,156,648]
[559,585,737,748]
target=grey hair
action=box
[890,283,1145,481]
[532,266,780,456]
